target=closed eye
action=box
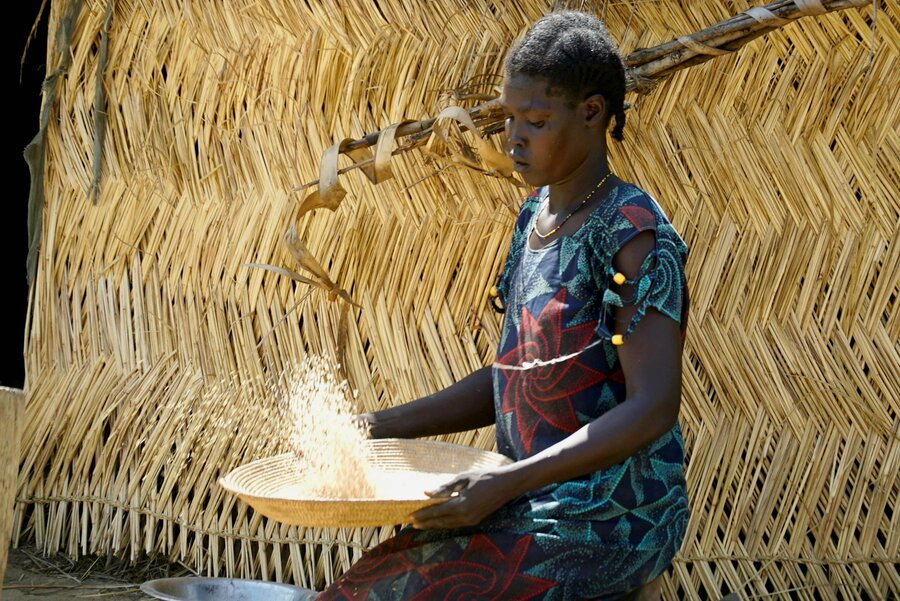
[504,114,546,129]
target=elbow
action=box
[658,407,679,434]
[635,389,681,439]
[659,391,682,433]
[650,407,678,439]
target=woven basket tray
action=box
[219,438,512,527]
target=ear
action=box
[583,93,608,129]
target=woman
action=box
[320,10,690,600]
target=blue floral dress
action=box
[319,183,690,600]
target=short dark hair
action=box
[504,10,627,141]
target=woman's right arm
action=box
[359,366,495,439]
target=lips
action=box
[510,155,530,171]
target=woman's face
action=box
[500,73,599,187]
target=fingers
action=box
[425,476,470,498]
[408,498,447,529]
[409,498,476,530]
[351,413,375,438]
[408,503,444,529]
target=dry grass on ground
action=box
[2,544,190,600]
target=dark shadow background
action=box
[4,7,48,389]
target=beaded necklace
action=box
[533,171,614,240]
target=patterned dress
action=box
[319,183,690,600]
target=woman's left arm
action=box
[410,231,682,529]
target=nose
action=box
[505,117,526,150]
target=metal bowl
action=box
[140,577,318,601]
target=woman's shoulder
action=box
[521,186,547,213]
[606,182,670,225]
[595,182,687,253]
[509,186,547,231]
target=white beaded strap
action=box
[492,338,606,371]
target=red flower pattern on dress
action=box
[497,289,614,454]
[619,205,656,232]
[319,533,422,600]
[411,534,554,600]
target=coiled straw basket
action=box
[220,438,512,527]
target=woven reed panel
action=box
[1,388,25,592]
[17,0,898,598]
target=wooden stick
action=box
[295,0,869,191]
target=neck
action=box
[547,148,610,214]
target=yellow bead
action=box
[611,334,624,346]
[489,286,499,298]
[613,272,626,285]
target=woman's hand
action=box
[352,413,377,438]
[408,468,520,530]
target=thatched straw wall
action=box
[1,387,25,591]
[17,0,898,598]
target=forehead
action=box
[499,73,573,112]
